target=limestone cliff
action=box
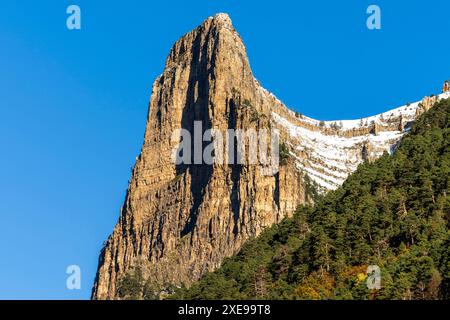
[92,13,447,299]
[92,13,308,299]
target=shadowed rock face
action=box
[92,13,443,299]
[92,13,307,299]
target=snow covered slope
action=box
[271,91,450,192]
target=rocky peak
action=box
[92,13,307,299]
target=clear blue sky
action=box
[0,0,449,299]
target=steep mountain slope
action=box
[92,13,447,299]
[171,97,450,300]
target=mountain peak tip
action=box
[208,12,233,27]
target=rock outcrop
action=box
[443,80,450,93]
[92,13,448,299]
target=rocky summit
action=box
[92,13,447,299]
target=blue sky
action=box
[0,0,449,299]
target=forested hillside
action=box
[170,98,450,300]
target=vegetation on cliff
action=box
[168,98,450,300]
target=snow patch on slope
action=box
[272,91,450,192]
[273,112,402,190]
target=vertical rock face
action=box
[92,13,448,299]
[92,13,308,299]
